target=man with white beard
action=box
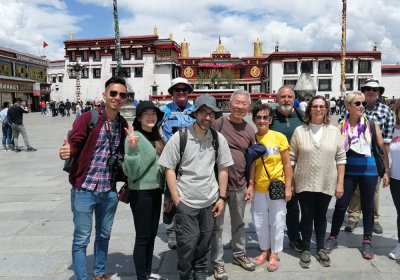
[269,85,304,252]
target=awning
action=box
[198,63,244,68]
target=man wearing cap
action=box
[270,85,304,252]
[210,89,256,279]
[340,79,394,234]
[159,94,233,280]
[159,77,196,249]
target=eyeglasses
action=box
[363,87,379,92]
[352,101,367,107]
[255,115,270,121]
[109,90,128,99]
[173,88,189,94]
[198,109,215,118]
[311,105,327,109]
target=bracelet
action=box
[218,195,227,202]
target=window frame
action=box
[283,62,298,74]
[318,79,332,91]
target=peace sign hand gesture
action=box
[124,125,139,149]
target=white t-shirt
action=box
[390,127,400,180]
[299,101,307,113]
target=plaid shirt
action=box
[81,120,121,192]
[339,101,394,143]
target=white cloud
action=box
[1,0,399,64]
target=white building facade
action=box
[381,65,400,99]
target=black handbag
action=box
[261,156,286,200]
[117,183,131,204]
[370,120,385,178]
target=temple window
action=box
[93,68,101,79]
[134,67,143,77]
[283,62,298,74]
[318,79,332,91]
[318,61,331,74]
[123,48,131,60]
[345,61,353,73]
[345,78,354,90]
[358,60,371,73]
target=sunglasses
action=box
[173,88,188,94]
[353,101,367,107]
[255,115,270,121]
[363,87,379,92]
[109,90,128,99]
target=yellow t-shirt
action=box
[254,130,290,193]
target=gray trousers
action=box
[175,202,214,280]
[11,124,30,148]
[211,188,247,267]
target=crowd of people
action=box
[58,76,399,280]
[38,99,105,118]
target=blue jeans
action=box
[71,188,118,280]
[2,123,12,145]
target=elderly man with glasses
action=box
[339,79,394,234]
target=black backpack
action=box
[63,109,99,173]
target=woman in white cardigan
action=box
[290,95,346,269]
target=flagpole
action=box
[340,0,347,96]
[113,0,122,75]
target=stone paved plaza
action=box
[0,112,399,280]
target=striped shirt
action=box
[81,119,121,192]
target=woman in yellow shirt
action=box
[249,104,293,272]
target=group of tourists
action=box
[59,76,400,280]
[0,98,37,152]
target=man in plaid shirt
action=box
[59,77,129,280]
[339,79,394,234]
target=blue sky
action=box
[0,0,399,64]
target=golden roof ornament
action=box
[154,26,158,36]
[253,38,262,56]
[216,36,227,53]
[181,39,189,57]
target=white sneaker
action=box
[388,243,400,260]
[147,273,168,280]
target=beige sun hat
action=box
[168,77,194,95]
[361,79,385,95]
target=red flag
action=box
[43,41,48,48]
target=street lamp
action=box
[67,62,87,102]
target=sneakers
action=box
[344,220,358,232]
[27,146,37,152]
[325,236,338,253]
[362,240,374,260]
[316,249,331,267]
[289,239,304,252]
[299,250,311,269]
[213,266,228,280]
[232,253,256,271]
[193,270,207,280]
[167,231,177,250]
[92,274,111,280]
[14,148,22,152]
[147,273,168,280]
[373,222,383,234]
[388,243,400,260]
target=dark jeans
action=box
[330,175,377,240]
[298,191,332,251]
[130,189,162,280]
[390,178,400,242]
[2,123,12,145]
[175,202,214,280]
[286,193,301,242]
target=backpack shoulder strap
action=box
[88,109,99,132]
[209,127,219,160]
[175,127,188,176]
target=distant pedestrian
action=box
[65,99,72,117]
[7,98,37,152]
[0,102,12,151]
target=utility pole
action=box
[113,0,122,75]
[340,0,347,96]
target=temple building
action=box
[0,46,49,111]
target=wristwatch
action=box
[218,195,227,202]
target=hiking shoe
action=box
[362,240,374,260]
[92,274,111,280]
[344,220,358,232]
[193,270,207,280]
[289,239,304,252]
[299,250,311,269]
[389,243,400,260]
[147,273,168,280]
[14,148,22,152]
[213,266,228,280]
[316,249,331,267]
[167,231,177,250]
[373,222,383,234]
[232,253,256,271]
[27,146,37,152]
[325,236,338,253]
